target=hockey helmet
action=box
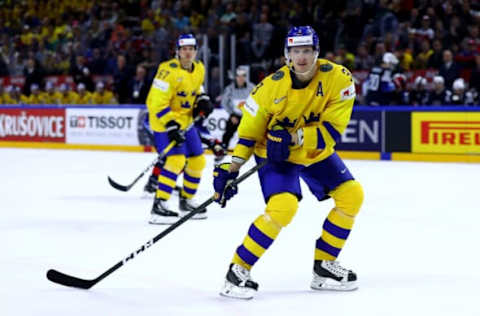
[284,26,319,59]
[285,26,319,51]
[433,76,444,85]
[414,76,427,88]
[453,78,466,91]
[382,52,399,66]
[176,33,197,50]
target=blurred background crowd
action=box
[0,0,480,106]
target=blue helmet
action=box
[176,33,197,50]
[284,26,319,57]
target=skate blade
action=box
[148,214,179,225]
[219,281,255,300]
[311,277,358,292]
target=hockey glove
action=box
[193,93,213,118]
[213,163,239,208]
[166,120,185,145]
[266,125,292,162]
[211,139,226,158]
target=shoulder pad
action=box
[271,70,285,81]
[319,63,333,72]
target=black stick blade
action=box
[46,269,96,289]
[107,176,130,192]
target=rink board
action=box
[1,105,479,163]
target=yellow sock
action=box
[314,208,354,261]
[232,215,281,270]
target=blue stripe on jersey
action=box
[161,169,178,181]
[238,138,255,147]
[323,219,351,240]
[157,182,173,194]
[316,237,341,257]
[156,107,171,118]
[248,224,274,249]
[323,121,341,143]
[236,245,259,266]
[183,186,196,195]
[184,173,200,184]
[316,128,326,149]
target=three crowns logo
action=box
[276,117,297,128]
[304,112,320,124]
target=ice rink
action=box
[2,148,479,316]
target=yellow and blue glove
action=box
[213,163,239,208]
[266,125,291,162]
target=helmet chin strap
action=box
[286,51,319,77]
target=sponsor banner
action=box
[412,112,480,153]
[202,108,238,149]
[0,108,66,142]
[66,108,140,145]
[336,110,382,151]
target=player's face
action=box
[289,46,316,73]
[236,74,246,86]
[178,46,197,63]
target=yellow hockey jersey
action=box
[58,91,79,104]
[1,93,17,104]
[233,59,356,166]
[146,58,205,132]
[41,92,61,104]
[0,93,7,104]
[75,92,93,105]
[91,91,116,104]
[25,93,45,105]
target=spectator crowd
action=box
[1,0,480,106]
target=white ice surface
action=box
[1,148,479,316]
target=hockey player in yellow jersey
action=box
[2,85,21,104]
[91,81,117,104]
[75,83,93,104]
[0,84,6,104]
[213,26,364,299]
[42,81,61,104]
[24,84,44,104]
[146,33,213,224]
[57,83,78,104]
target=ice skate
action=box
[220,264,258,299]
[142,175,158,198]
[311,260,358,291]
[179,195,207,219]
[149,197,179,225]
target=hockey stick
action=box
[47,159,267,289]
[107,118,200,192]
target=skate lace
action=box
[185,196,201,208]
[158,198,172,210]
[232,264,251,283]
[327,261,349,276]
